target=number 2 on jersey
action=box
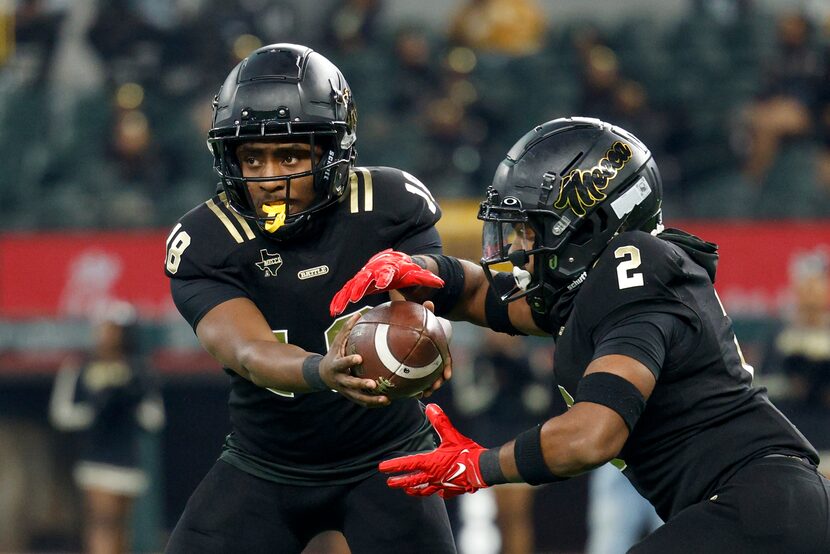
[614,245,644,289]
[613,244,754,379]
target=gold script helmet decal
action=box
[262,201,287,233]
[553,141,633,217]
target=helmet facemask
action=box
[479,189,587,313]
[210,122,354,239]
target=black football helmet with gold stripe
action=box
[208,43,357,240]
[478,117,663,313]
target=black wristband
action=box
[424,255,465,316]
[479,448,508,485]
[301,354,327,391]
[574,372,646,432]
[514,424,567,485]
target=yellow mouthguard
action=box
[262,202,287,233]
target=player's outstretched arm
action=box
[196,297,390,407]
[331,250,542,333]
[395,255,544,336]
[329,249,444,316]
[379,404,495,498]
[380,355,657,496]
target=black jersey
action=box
[164,167,443,484]
[551,230,818,520]
[54,355,150,468]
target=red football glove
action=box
[329,249,444,316]
[379,404,489,499]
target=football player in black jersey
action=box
[332,117,830,552]
[163,44,456,553]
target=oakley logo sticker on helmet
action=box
[256,249,283,277]
[262,201,287,233]
[554,141,633,217]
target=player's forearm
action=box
[226,340,320,393]
[496,406,626,482]
[196,298,324,392]
[407,255,490,324]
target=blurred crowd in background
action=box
[1,0,830,553]
[2,0,830,229]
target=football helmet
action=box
[208,43,357,240]
[478,117,663,313]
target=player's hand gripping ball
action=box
[347,301,450,399]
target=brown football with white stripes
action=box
[346,301,450,400]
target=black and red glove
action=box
[329,249,444,316]
[379,404,489,499]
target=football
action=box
[347,301,450,399]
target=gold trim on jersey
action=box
[357,167,373,212]
[204,193,257,243]
[206,198,243,243]
[349,171,359,213]
[348,167,374,214]
[220,192,257,240]
[203,194,247,244]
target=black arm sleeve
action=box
[592,311,687,379]
[485,272,525,336]
[170,277,248,331]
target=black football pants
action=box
[165,459,457,554]
[629,455,830,553]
